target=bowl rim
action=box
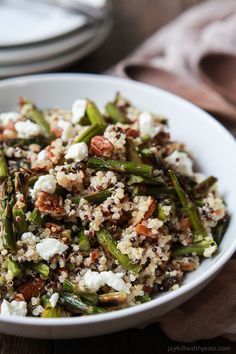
[0,72,235,327]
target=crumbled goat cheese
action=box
[37,149,48,161]
[49,293,59,308]
[65,142,88,162]
[1,300,27,317]
[15,120,42,138]
[139,112,162,137]
[165,150,193,177]
[58,119,74,141]
[21,232,38,242]
[32,174,57,198]
[72,99,87,124]
[36,238,68,261]
[0,112,20,125]
[83,270,129,293]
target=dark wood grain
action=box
[54,324,235,354]
[0,0,234,353]
[0,335,53,354]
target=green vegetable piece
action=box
[20,99,51,137]
[86,101,106,127]
[13,203,28,236]
[105,102,130,124]
[72,189,113,205]
[136,294,151,303]
[74,123,105,144]
[5,257,22,278]
[193,176,217,198]
[0,179,16,251]
[97,228,141,274]
[157,204,168,222]
[41,307,61,318]
[0,148,8,179]
[59,293,106,315]
[63,279,76,293]
[134,185,176,199]
[78,229,90,252]
[213,217,229,245]
[88,157,152,178]
[172,239,217,257]
[128,174,164,186]
[140,148,153,157]
[30,262,50,278]
[63,280,99,306]
[169,170,207,242]
[3,137,52,147]
[28,208,45,226]
[126,137,142,164]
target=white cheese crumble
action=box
[72,99,87,124]
[0,112,20,125]
[37,149,48,161]
[165,150,193,177]
[15,120,42,138]
[49,293,59,308]
[21,232,38,242]
[36,238,68,261]
[58,119,74,141]
[1,300,27,317]
[139,112,162,137]
[65,142,88,162]
[32,174,57,198]
[83,270,129,293]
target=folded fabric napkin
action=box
[111,0,236,342]
[160,259,236,342]
[112,0,236,125]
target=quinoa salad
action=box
[0,94,229,318]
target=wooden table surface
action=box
[1,0,235,353]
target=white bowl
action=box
[0,74,235,339]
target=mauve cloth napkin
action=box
[110,0,236,342]
[112,0,236,125]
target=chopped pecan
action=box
[178,261,198,272]
[35,192,65,217]
[5,120,16,131]
[144,197,156,219]
[18,278,45,301]
[32,161,53,172]
[51,126,63,138]
[135,221,154,238]
[90,136,114,157]
[45,222,64,234]
[132,196,156,226]
[46,139,62,165]
[15,293,25,301]
[90,249,99,262]
[179,217,191,231]
[122,128,139,138]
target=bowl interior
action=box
[0,73,235,311]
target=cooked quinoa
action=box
[0,94,229,317]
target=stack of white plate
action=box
[0,0,112,78]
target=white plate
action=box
[0,20,112,77]
[0,74,235,339]
[0,0,87,47]
[0,22,103,65]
